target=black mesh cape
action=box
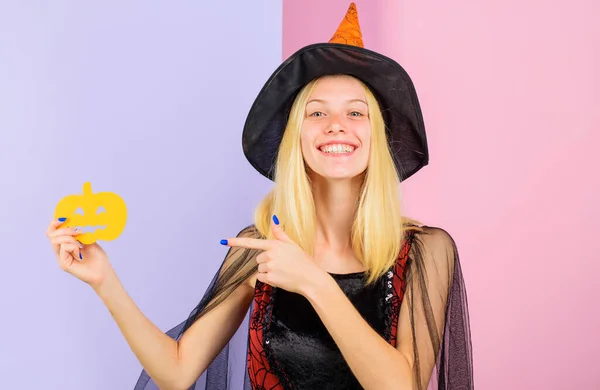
[133,225,473,389]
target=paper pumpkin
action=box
[54,182,127,244]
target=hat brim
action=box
[242,43,428,182]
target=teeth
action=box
[320,144,355,153]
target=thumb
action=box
[271,214,292,243]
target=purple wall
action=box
[0,1,282,388]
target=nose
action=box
[327,114,346,134]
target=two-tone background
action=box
[1,0,598,388]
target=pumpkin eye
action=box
[74,207,84,215]
[96,206,106,215]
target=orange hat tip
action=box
[347,2,358,15]
[329,2,364,48]
[345,2,358,17]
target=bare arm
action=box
[95,270,254,390]
[304,274,413,389]
[303,227,455,390]
[93,226,261,389]
[47,220,260,390]
[396,227,455,388]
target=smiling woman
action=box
[140,3,471,389]
[46,3,473,390]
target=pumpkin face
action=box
[54,182,127,244]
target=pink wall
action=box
[282,0,401,60]
[283,1,600,389]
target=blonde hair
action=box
[254,75,420,285]
[177,74,424,359]
[175,76,465,390]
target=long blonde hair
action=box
[254,74,419,285]
[178,75,421,329]
[172,75,469,390]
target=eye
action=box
[309,111,324,117]
[349,111,363,117]
[96,206,106,214]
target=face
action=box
[300,76,371,181]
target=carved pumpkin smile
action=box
[54,182,127,244]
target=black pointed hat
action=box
[242,3,428,182]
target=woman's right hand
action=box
[46,219,115,289]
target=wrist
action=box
[91,270,120,298]
[302,270,337,304]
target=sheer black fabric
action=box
[404,226,474,389]
[133,225,473,389]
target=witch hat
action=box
[242,2,428,182]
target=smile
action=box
[318,143,356,155]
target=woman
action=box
[45,3,473,389]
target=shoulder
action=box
[406,224,459,280]
[235,224,262,239]
[217,224,262,290]
[233,224,262,289]
[412,225,457,249]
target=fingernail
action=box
[273,215,280,225]
[58,217,67,222]
[220,239,228,245]
[79,253,82,259]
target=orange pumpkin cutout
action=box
[54,182,127,244]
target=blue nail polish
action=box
[79,253,82,259]
[273,215,280,225]
[220,239,228,245]
[58,217,67,222]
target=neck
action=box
[310,175,364,252]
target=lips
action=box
[316,140,359,148]
[316,140,359,155]
[317,146,357,159]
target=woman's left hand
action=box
[222,215,329,296]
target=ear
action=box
[271,214,293,243]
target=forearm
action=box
[93,272,183,390]
[304,276,413,390]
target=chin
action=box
[312,168,366,182]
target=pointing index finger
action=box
[222,237,270,251]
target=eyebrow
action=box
[306,98,367,105]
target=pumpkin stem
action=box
[82,182,92,195]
